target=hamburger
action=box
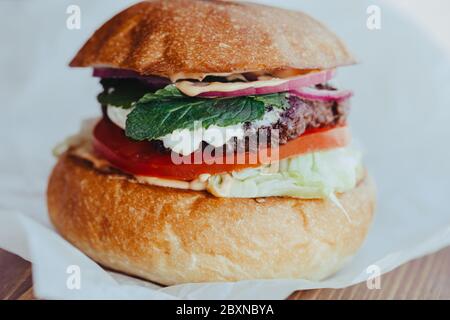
[47,0,375,285]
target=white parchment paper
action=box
[0,0,449,299]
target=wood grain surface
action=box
[0,247,449,300]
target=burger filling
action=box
[105,92,349,155]
[56,68,363,200]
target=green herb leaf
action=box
[97,79,151,108]
[254,93,290,110]
[125,95,267,141]
[138,84,184,103]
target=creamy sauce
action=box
[175,78,289,96]
[174,69,322,97]
[251,109,281,127]
[160,124,244,156]
[107,106,133,129]
[135,175,207,190]
[168,68,316,82]
[169,72,236,82]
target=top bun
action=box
[70,0,355,78]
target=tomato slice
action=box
[92,118,350,181]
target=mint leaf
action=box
[138,84,184,103]
[125,96,266,141]
[97,79,153,108]
[254,93,290,110]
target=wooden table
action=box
[1,247,449,300]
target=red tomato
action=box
[92,118,350,181]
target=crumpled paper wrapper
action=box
[0,0,449,299]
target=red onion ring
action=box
[290,87,353,102]
[93,68,171,88]
[93,68,141,78]
[93,68,348,101]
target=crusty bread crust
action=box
[70,0,355,78]
[47,154,375,285]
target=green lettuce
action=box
[206,147,363,199]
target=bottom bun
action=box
[47,154,376,285]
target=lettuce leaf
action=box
[97,79,151,108]
[207,147,363,199]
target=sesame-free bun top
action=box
[70,0,355,79]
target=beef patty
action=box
[271,95,349,144]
